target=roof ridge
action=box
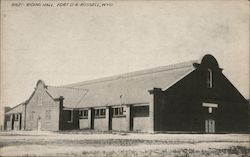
[62,59,197,88]
[47,85,88,91]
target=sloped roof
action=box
[62,60,197,108]
[5,60,198,111]
[5,102,26,114]
[46,86,88,108]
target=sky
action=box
[1,0,249,110]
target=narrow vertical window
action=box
[207,69,213,88]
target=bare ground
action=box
[0,130,249,157]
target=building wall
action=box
[112,117,127,131]
[94,118,108,131]
[6,121,12,131]
[14,121,20,130]
[25,82,60,131]
[3,107,11,130]
[154,57,248,133]
[79,119,89,129]
[133,117,151,132]
[130,105,151,132]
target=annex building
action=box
[4,54,249,133]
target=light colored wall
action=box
[112,117,127,131]
[133,117,151,132]
[94,118,108,131]
[13,121,20,130]
[6,121,11,130]
[79,119,89,129]
[25,82,59,131]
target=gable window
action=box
[112,107,124,117]
[45,110,51,120]
[67,110,73,123]
[94,108,106,118]
[79,109,88,119]
[206,69,213,88]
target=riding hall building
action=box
[4,54,249,133]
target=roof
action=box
[62,60,197,108]
[46,86,87,108]
[5,59,198,111]
[5,101,26,115]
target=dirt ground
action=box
[0,131,249,157]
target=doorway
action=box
[37,117,41,131]
[205,119,215,133]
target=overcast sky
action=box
[1,0,249,108]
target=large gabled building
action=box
[4,54,249,133]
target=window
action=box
[132,106,149,117]
[112,107,124,117]
[94,108,106,118]
[45,110,51,120]
[67,110,73,123]
[206,69,213,88]
[79,109,88,119]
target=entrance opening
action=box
[205,119,215,133]
[37,117,41,131]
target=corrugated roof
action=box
[61,60,197,108]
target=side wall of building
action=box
[25,82,60,131]
[5,105,24,131]
[154,61,248,133]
